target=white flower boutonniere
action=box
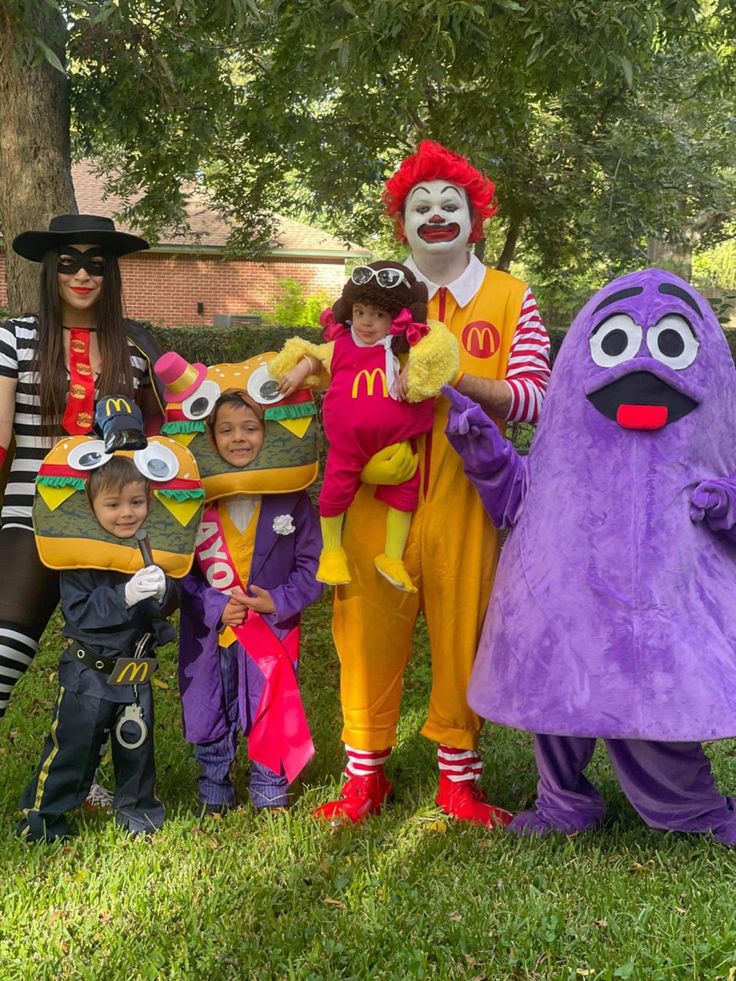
[273,514,296,536]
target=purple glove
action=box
[690,478,736,538]
[442,384,527,529]
[443,384,508,471]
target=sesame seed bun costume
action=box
[155,353,322,809]
[19,399,201,841]
[312,142,550,828]
[269,260,459,593]
[446,269,736,844]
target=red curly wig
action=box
[383,140,498,244]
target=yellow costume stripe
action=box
[23,685,66,818]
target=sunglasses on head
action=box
[350,266,408,289]
[57,246,107,278]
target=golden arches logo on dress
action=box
[462,321,500,359]
[103,396,132,416]
[351,368,388,399]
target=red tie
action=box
[62,328,95,435]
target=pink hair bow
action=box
[391,307,430,347]
[320,308,346,341]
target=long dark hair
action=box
[31,250,135,435]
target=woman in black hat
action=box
[0,215,164,760]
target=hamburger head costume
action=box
[33,397,203,577]
[446,268,736,844]
[156,351,319,500]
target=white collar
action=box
[405,252,486,308]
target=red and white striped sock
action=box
[345,744,391,778]
[438,745,483,783]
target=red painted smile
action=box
[70,287,94,296]
[418,223,460,243]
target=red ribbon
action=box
[234,611,314,783]
[391,307,430,347]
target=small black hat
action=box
[12,214,149,262]
[94,395,147,453]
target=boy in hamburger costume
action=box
[20,399,203,841]
[155,353,322,813]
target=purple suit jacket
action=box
[178,491,323,744]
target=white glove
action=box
[125,565,166,607]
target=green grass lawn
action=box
[2,598,736,980]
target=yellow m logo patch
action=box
[351,368,388,399]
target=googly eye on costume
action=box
[247,365,284,405]
[67,440,112,471]
[590,315,643,368]
[133,443,180,482]
[182,379,221,420]
[646,315,699,370]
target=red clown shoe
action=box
[435,774,513,828]
[314,770,393,825]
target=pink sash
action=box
[195,504,314,782]
[234,612,314,783]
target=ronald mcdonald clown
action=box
[445,269,736,844]
[315,141,551,826]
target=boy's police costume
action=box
[19,399,202,841]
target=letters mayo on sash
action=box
[195,509,244,594]
[351,367,388,400]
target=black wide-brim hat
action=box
[12,214,149,262]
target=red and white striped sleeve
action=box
[504,288,551,424]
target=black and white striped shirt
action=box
[0,316,149,530]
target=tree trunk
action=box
[495,221,519,272]
[0,4,77,316]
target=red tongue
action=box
[616,404,668,430]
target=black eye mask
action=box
[57,246,107,277]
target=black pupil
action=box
[260,380,279,399]
[79,452,102,467]
[190,396,209,417]
[658,328,685,358]
[601,328,629,357]
[147,458,168,477]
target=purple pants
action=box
[512,735,736,845]
[194,646,288,809]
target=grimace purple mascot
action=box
[444,268,736,843]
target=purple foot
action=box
[509,808,602,837]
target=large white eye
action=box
[68,440,111,471]
[590,314,642,368]
[247,365,284,405]
[646,315,699,370]
[182,379,221,420]
[133,443,179,482]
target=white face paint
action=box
[403,180,473,260]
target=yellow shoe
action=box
[374,554,417,593]
[316,547,351,585]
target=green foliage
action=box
[693,231,736,290]
[148,323,298,364]
[271,279,332,328]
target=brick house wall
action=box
[118,250,349,326]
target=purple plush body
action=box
[449,269,736,741]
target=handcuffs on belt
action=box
[70,633,154,751]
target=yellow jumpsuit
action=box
[333,268,527,751]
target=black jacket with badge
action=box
[59,568,177,703]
